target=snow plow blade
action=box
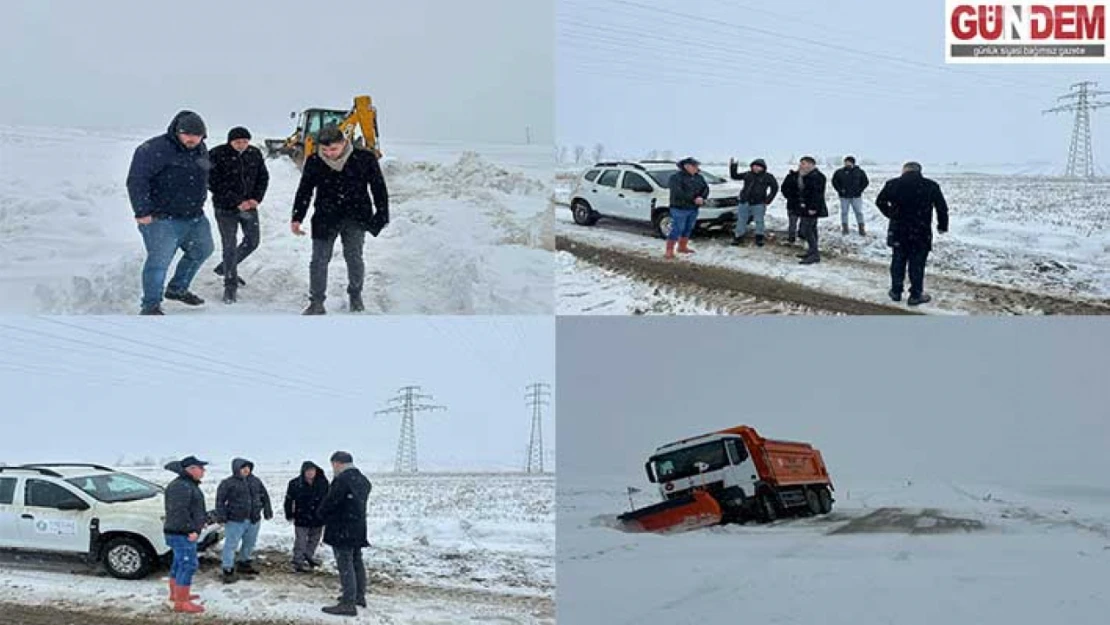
[617,491,722,534]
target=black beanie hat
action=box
[176,112,206,137]
[228,126,251,142]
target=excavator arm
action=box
[266,95,382,169]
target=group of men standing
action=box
[666,155,949,305]
[125,111,390,316]
[162,451,373,617]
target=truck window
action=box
[651,441,730,481]
[725,440,749,464]
[584,169,600,182]
[25,479,84,509]
[0,478,15,505]
[621,172,653,193]
[597,170,620,188]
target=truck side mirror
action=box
[290,112,297,119]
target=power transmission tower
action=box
[524,383,550,473]
[1044,81,1110,179]
[375,386,445,474]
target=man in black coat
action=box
[728,158,779,247]
[163,455,209,613]
[780,156,828,264]
[284,460,329,573]
[317,451,373,616]
[208,126,269,304]
[832,155,870,236]
[215,458,273,582]
[665,157,709,258]
[875,162,950,306]
[291,125,390,315]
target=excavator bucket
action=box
[617,490,722,534]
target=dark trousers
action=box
[309,220,366,304]
[214,209,260,286]
[332,546,367,606]
[799,217,820,260]
[890,244,930,297]
[787,213,799,240]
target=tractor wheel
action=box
[759,492,779,523]
[817,487,833,514]
[805,489,822,516]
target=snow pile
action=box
[0,125,554,314]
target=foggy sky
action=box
[0,0,553,145]
[557,0,1109,168]
[0,317,555,472]
[557,317,1109,487]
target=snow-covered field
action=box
[0,465,554,624]
[558,475,1110,625]
[0,125,555,314]
[555,164,1110,313]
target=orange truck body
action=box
[719,426,833,489]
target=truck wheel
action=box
[805,489,822,516]
[759,493,779,523]
[652,209,673,239]
[817,487,833,514]
[571,200,599,226]
[103,536,155,580]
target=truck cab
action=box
[646,433,758,518]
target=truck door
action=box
[614,172,655,220]
[0,477,21,549]
[724,439,759,496]
[17,479,93,553]
[591,169,622,216]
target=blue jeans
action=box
[222,520,261,570]
[668,208,698,241]
[166,533,199,587]
[840,197,864,226]
[138,214,215,310]
[734,203,767,237]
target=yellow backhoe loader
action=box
[264,95,381,169]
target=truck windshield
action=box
[648,169,727,187]
[652,441,730,482]
[66,473,161,503]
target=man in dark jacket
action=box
[665,157,710,259]
[215,458,273,582]
[163,455,209,614]
[780,156,828,265]
[318,451,373,616]
[291,125,389,315]
[728,158,779,247]
[285,460,329,573]
[208,126,269,305]
[876,162,950,306]
[126,111,215,315]
[832,156,870,236]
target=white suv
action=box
[568,161,744,238]
[0,464,222,579]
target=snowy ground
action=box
[555,165,1110,314]
[0,466,554,624]
[558,475,1110,625]
[0,125,554,314]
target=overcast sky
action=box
[0,317,555,473]
[0,0,552,145]
[557,0,1109,168]
[558,317,1109,488]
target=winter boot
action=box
[336,595,368,608]
[308,557,323,568]
[889,289,902,302]
[322,603,358,617]
[293,562,311,573]
[755,234,765,247]
[349,293,365,313]
[730,235,746,247]
[677,238,694,254]
[859,224,866,236]
[907,293,932,306]
[842,223,850,235]
[173,586,205,614]
[221,568,238,584]
[169,579,199,601]
[164,290,205,306]
[222,284,237,304]
[664,240,676,259]
[302,301,326,316]
[237,560,260,576]
[214,265,247,286]
[799,256,820,265]
[140,305,164,316]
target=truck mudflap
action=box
[617,490,722,533]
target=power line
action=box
[1044,81,1110,179]
[374,386,446,473]
[525,382,551,474]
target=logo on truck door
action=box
[34,519,77,535]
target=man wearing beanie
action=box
[208,126,270,304]
[126,110,215,315]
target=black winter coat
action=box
[875,172,950,251]
[318,466,372,549]
[291,148,389,240]
[284,461,329,528]
[208,144,269,212]
[163,461,207,536]
[832,166,870,198]
[215,458,274,524]
[781,169,829,218]
[668,169,710,210]
[126,112,212,219]
[728,162,779,205]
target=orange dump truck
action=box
[618,425,834,533]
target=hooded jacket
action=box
[284,461,330,528]
[728,159,779,205]
[208,142,269,212]
[126,111,212,219]
[318,465,372,549]
[215,458,273,524]
[163,460,208,536]
[875,171,950,250]
[668,159,710,210]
